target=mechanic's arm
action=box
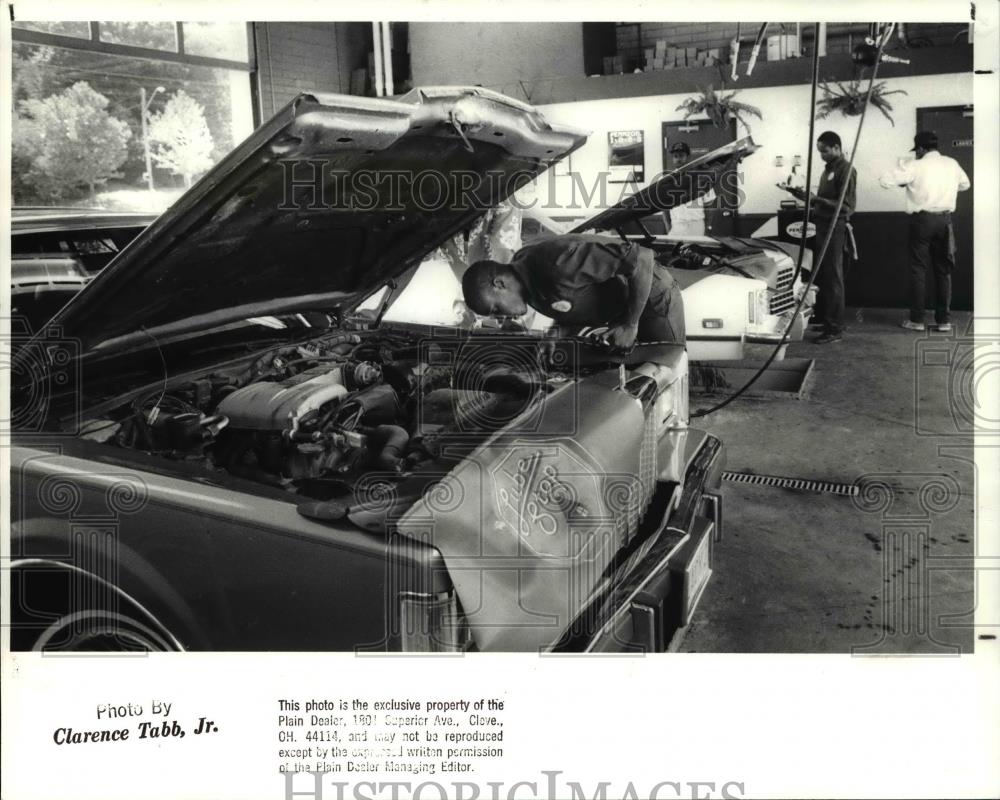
[607,252,653,349]
[786,173,855,215]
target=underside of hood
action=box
[44,87,587,356]
[572,136,760,234]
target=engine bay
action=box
[80,330,558,502]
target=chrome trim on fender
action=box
[10,558,186,652]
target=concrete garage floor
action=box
[681,308,978,654]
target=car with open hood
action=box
[384,137,816,360]
[519,138,817,361]
[10,87,723,653]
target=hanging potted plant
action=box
[816,80,908,126]
[676,85,763,132]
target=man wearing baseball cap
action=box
[879,131,971,333]
[664,141,715,236]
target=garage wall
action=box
[617,22,970,61]
[409,22,585,100]
[254,22,366,117]
[533,71,973,218]
[530,71,973,311]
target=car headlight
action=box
[632,351,689,432]
[747,288,769,326]
[654,372,688,431]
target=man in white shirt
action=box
[664,141,715,236]
[879,131,971,332]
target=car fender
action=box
[9,516,212,649]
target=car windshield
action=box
[356,204,556,333]
[362,202,676,331]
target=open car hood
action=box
[571,136,760,234]
[43,87,586,356]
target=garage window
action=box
[11,21,255,213]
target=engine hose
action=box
[692,21,893,419]
[373,424,410,470]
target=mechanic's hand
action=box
[537,338,556,370]
[604,323,638,351]
[537,326,567,371]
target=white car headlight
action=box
[634,352,689,431]
[747,288,769,326]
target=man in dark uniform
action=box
[461,234,685,351]
[780,131,857,344]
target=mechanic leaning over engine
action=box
[462,233,685,351]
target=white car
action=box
[383,138,816,361]
[522,138,817,360]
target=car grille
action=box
[769,266,796,314]
[618,409,658,547]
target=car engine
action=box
[84,331,549,500]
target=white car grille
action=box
[617,409,658,547]
[769,266,796,314]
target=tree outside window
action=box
[147,90,216,188]
[10,29,253,212]
[13,81,132,200]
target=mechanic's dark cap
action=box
[911,131,939,151]
[669,141,691,155]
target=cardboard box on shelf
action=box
[767,34,799,60]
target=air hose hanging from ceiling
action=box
[691,21,895,419]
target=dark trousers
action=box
[638,261,686,345]
[908,211,955,325]
[814,217,847,335]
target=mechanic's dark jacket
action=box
[814,156,857,223]
[510,234,642,324]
